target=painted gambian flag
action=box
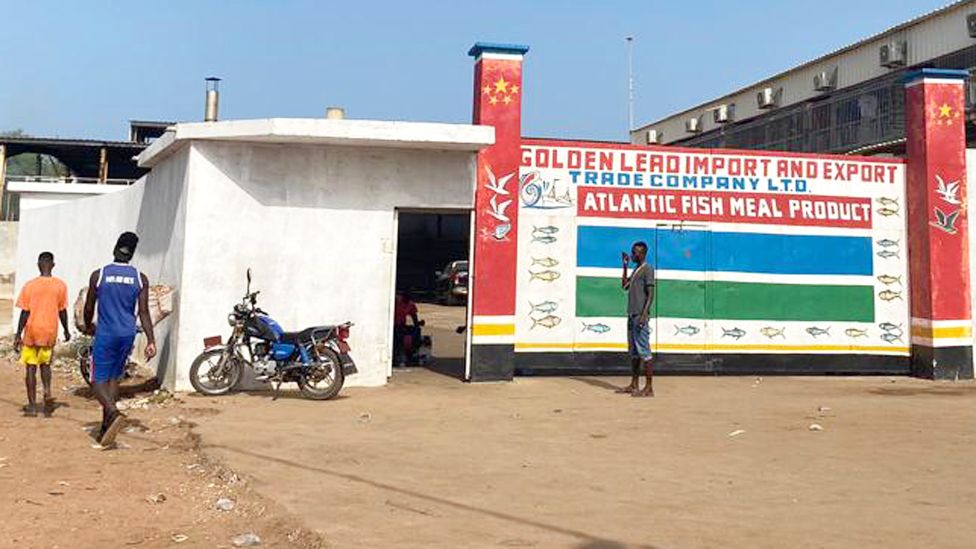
[576,225,875,322]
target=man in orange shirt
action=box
[13,252,70,417]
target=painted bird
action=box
[485,165,513,196]
[488,194,512,222]
[935,175,961,205]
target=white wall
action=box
[177,141,476,388]
[14,148,190,387]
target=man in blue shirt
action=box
[83,232,157,447]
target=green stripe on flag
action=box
[576,276,875,322]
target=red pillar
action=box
[467,42,529,381]
[905,68,974,379]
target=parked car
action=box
[435,260,468,305]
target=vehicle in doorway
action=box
[189,269,356,400]
[435,260,468,305]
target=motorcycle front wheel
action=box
[189,348,243,396]
[298,347,345,400]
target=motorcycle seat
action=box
[280,326,335,345]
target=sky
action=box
[0,0,946,142]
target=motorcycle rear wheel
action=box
[189,348,242,396]
[297,347,344,400]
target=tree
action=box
[2,129,71,177]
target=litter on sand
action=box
[809,423,824,432]
[728,429,746,437]
[232,532,262,546]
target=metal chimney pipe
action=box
[325,106,345,120]
[205,77,221,122]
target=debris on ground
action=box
[216,497,236,512]
[358,412,372,423]
[171,533,189,543]
[809,423,824,432]
[728,429,746,437]
[232,532,262,546]
[818,406,832,413]
[146,493,167,504]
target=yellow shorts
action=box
[20,346,53,366]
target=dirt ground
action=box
[0,344,326,549]
[3,301,976,548]
[196,371,976,549]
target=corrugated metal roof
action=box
[638,0,976,128]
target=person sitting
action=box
[393,290,424,367]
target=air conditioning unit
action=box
[813,68,837,92]
[646,129,662,144]
[757,87,778,109]
[713,104,734,124]
[880,40,908,68]
[685,117,701,133]
[967,13,976,38]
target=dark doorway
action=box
[393,210,471,379]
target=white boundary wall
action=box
[15,139,476,390]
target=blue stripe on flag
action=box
[577,226,873,276]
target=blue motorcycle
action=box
[189,269,356,400]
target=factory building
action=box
[631,0,976,155]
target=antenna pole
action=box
[626,36,635,132]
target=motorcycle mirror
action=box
[246,268,252,284]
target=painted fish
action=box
[531,257,559,268]
[530,270,561,282]
[529,300,559,314]
[876,197,899,208]
[845,328,869,338]
[722,327,746,340]
[493,223,511,241]
[530,315,561,330]
[877,250,899,260]
[581,322,611,334]
[674,325,700,337]
[876,239,899,248]
[876,274,902,286]
[878,290,902,301]
[806,326,830,338]
[532,234,557,245]
[880,332,903,344]
[878,322,903,334]
[532,225,559,235]
[877,207,899,217]
[760,327,786,339]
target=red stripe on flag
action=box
[576,187,873,229]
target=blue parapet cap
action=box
[468,42,530,58]
[904,68,970,83]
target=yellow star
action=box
[502,94,513,105]
[494,77,509,94]
[482,85,491,94]
[510,84,520,95]
[939,103,952,117]
[488,95,498,105]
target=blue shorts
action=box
[627,316,652,360]
[91,334,135,383]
